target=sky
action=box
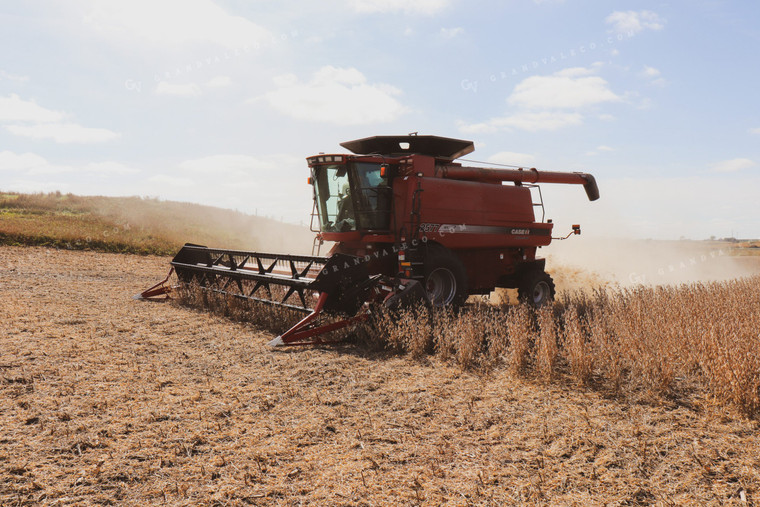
[1,0,759,239]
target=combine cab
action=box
[137,135,599,346]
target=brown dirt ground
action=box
[1,246,758,506]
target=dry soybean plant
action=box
[562,305,592,386]
[372,275,760,417]
[176,281,305,337]
[175,275,760,417]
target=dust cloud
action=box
[544,238,760,292]
[252,220,317,255]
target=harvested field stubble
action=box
[2,245,760,505]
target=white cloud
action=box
[487,151,536,167]
[206,76,232,88]
[349,0,448,15]
[555,67,595,78]
[176,155,304,201]
[155,81,202,98]
[642,66,660,78]
[0,71,29,83]
[147,174,195,187]
[0,151,50,173]
[636,97,653,109]
[260,66,407,125]
[0,94,64,123]
[641,66,666,86]
[440,27,464,39]
[709,158,756,173]
[749,127,760,135]
[460,66,619,133]
[81,0,271,49]
[148,153,313,224]
[178,154,298,178]
[271,73,299,88]
[0,151,137,176]
[83,162,139,176]
[5,123,119,144]
[508,70,620,109]
[606,10,665,35]
[0,94,118,144]
[586,145,614,156]
[461,111,583,133]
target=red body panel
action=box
[312,151,589,293]
[394,175,548,249]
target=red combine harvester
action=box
[137,135,599,346]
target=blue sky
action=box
[1,0,758,239]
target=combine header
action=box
[137,135,599,346]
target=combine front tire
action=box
[518,270,555,308]
[423,245,468,308]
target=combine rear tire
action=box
[518,270,555,308]
[423,245,468,308]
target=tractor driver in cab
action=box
[335,182,355,232]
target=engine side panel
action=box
[395,176,552,249]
